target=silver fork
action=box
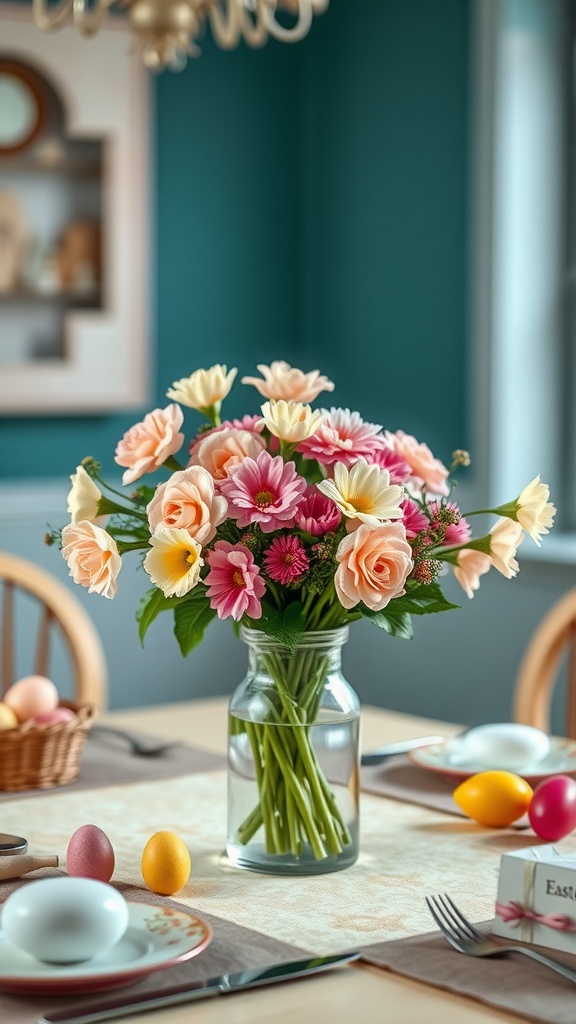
[426,893,576,984]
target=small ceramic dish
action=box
[0,901,212,994]
[409,736,576,784]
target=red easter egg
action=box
[66,824,115,883]
[528,775,576,841]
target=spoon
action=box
[90,725,181,757]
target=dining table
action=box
[2,697,575,1024]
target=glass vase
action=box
[227,625,360,875]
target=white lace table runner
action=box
[2,771,566,954]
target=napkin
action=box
[361,922,576,1024]
[360,754,464,816]
[0,883,311,1024]
[0,730,227,803]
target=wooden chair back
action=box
[513,589,576,737]
[0,551,107,710]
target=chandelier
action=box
[31,0,329,71]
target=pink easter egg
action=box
[4,676,59,723]
[33,707,77,726]
[528,775,576,841]
[67,824,115,883]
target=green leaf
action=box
[251,601,306,650]
[399,581,460,615]
[174,594,217,656]
[364,606,414,640]
[136,588,181,645]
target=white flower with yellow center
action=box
[166,365,237,413]
[317,459,404,527]
[67,465,104,524]
[143,526,204,598]
[258,399,323,444]
[516,476,556,546]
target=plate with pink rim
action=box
[408,736,576,784]
[0,902,212,994]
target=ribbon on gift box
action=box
[495,900,576,935]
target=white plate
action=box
[0,901,212,994]
[409,735,576,784]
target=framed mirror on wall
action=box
[0,5,150,416]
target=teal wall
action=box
[0,0,470,480]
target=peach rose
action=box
[453,549,491,599]
[189,428,266,483]
[242,361,335,403]
[114,404,184,486]
[61,521,121,599]
[334,522,413,611]
[147,466,228,545]
[385,430,449,496]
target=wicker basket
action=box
[0,701,97,791]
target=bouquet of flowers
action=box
[50,360,555,864]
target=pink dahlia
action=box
[363,443,412,485]
[263,535,309,585]
[220,450,307,533]
[400,498,429,539]
[294,485,342,536]
[298,408,384,468]
[205,541,265,620]
[427,500,471,546]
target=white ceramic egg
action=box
[458,722,550,771]
[1,876,129,963]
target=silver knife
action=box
[38,951,361,1024]
[360,734,444,766]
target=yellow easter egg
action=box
[141,831,191,895]
[453,770,533,827]
[0,702,18,730]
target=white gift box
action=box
[493,845,576,955]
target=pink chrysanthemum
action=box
[428,500,471,546]
[400,498,429,539]
[205,541,265,620]
[263,535,309,585]
[220,450,306,533]
[298,408,384,468]
[364,443,412,485]
[294,485,342,537]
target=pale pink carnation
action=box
[427,500,471,546]
[205,541,265,620]
[335,522,413,612]
[241,361,335,403]
[294,485,342,536]
[189,428,266,484]
[364,443,412,485]
[384,429,450,496]
[220,450,306,533]
[263,535,309,584]
[62,521,121,600]
[298,408,384,468]
[114,404,184,486]
[400,498,429,539]
[453,549,491,599]
[147,466,227,546]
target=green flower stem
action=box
[97,496,148,521]
[233,642,352,862]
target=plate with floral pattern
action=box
[409,736,576,784]
[0,902,212,994]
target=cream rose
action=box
[189,428,266,483]
[258,399,323,444]
[67,465,105,524]
[488,517,524,578]
[114,404,184,486]
[516,476,556,545]
[61,521,121,599]
[334,522,413,611]
[147,465,227,545]
[166,364,237,411]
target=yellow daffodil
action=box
[317,459,404,527]
[143,526,204,598]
